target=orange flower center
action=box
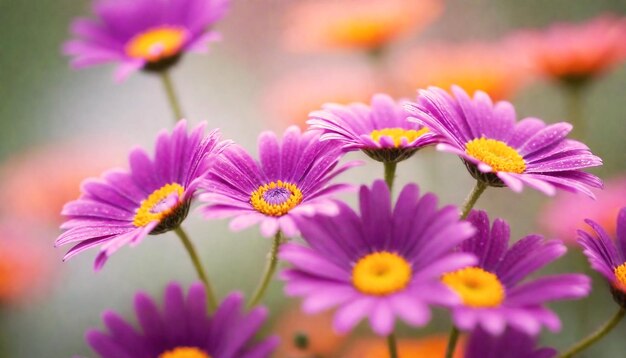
[250,181,303,217]
[133,183,185,227]
[370,127,429,147]
[159,347,211,358]
[614,263,626,287]
[125,26,187,62]
[352,251,412,295]
[442,267,505,307]
[465,138,526,173]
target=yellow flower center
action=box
[465,137,526,173]
[125,26,187,62]
[159,347,211,358]
[250,180,303,217]
[352,251,412,295]
[133,183,185,227]
[614,263,626,287]
[442,267,505,308]
[370,128,429,147]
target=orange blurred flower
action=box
[274,304,346,358]
[284,0,443,52]
[395,41,531,101]
[0,138,125,228]
[512,14,626,84]
[344,334,465,358]
[0,224,56,306]
[262,66,381,129]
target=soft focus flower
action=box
[0,224,55,306]
[308,94,438,163]
[512,14,626,85]
[284,0,442,52]
[407,86,602,196]
[465,327,556,358]
[200,126,358,238]
[262,66,380,129]
[64,0,229,81]
[274,305,345,358]
[442,210,590,336]
[86,282,278,358]
[540,175,626,244]
[578,207,626,308]
[344,334,464,358]
[56,120,228,270]
[0,138,125,228]
[279,180,476,336]
[395,41,531,101]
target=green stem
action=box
[174,226,218,312]
[159,69,184,122]
[247,231,283,309]
[460,181,488,219]
[384,161,397,192]
[387,332,398,358]
[564,82,587,140]
[444,326,460,358]
[559,308,625,358]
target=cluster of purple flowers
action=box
[56,0,624,357]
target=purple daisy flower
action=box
[279,180,477,336]
[86,282,278,358]
[406,86,602,197]
[578,207,626,307]
[199,126,359,238]
[442,210,590,336]
[465,327,556,358]
[56,120,229,270]
[307,94,438,163]
[64,0,229,81]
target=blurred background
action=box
[1,0,625,356]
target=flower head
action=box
[64,0,229,81]
[344,334,464,358]
[395,41,531,101]
[540,175,626,245]
[442,210,590,336]
[465,327,556,358]
[200,126,358,238]
[308,94,438,163]
[407,86,602,197]
[283,0,442,52]
[279,180,477,336]
[513,14,626,85]
[56,120,228,270]
[86,282,278,358]
[578,207,626,308]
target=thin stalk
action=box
[387,332,398,358]
[174,226,218,312]
[460,181,488,219]
[564,82,587,140]
[247,231,283,309]
[159,69,184,122]
[444,326,460,358]
[384,161,397,192]
[559,308,625,358]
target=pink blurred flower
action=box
[540,175,626,244]
[395,41,532,101]
[0,138,126,228]
[0,224,55,306]
[262,66,381,129]
[283,0,442,52]
[512,14,626,84]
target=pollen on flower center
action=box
[442,267,505,307]
[370,127,429,147]
[125,26,188,62]
[133,183,185,227]
[250,180,303,216]
[465,137,526,173]
[352,251,412,295]
[159,346,211,358]
[614,263,626,287]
